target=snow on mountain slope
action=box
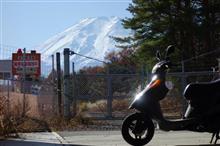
[36,17,129,73]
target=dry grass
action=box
[160,96,183,118]
[88,99,130,113]
[112,99,130,112]
[46,113,93,131]
[0,88,183,135]
[15,117,50,132]
[0,95,18,138]
[0,94,51,137]
[0,90,96,136]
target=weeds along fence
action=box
[0,71,219,120]
[0,79,57,118]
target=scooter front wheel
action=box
[121,113,154,145]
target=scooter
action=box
[121,45,220,145]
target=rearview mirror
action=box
[156,50,161,61]
[165,45,175,59]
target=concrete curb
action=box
[0,132,70,146]
[51,132,68,144]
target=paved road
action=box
[0,131,219,146]
[58,130,220,146]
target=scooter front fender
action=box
[129,94,164,120]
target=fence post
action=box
[51,54,56,113]
[63,48,71,119]
[146,67,151,84]
[218,58,220,77]
[56,52,62,116]
[22,48,26,117]
[72,62,76,117]
[181,61,187,115]
[141,65,145,90]
[7,79,10,114]
[107,65,112,119]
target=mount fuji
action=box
[36,16,130,73]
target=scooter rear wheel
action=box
[121,113,154,145]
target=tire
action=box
[121,113,154,146]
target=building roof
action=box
[0,60,12,72]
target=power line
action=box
[70,50,108,64]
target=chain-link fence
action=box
[79,69,216,120]
[73,74,143,119]
[161,71,220,118]
[72,71,219,120]
[0,71,219,121]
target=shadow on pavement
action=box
[176,144,220,146]
[0,140,91,146]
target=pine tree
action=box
[114,0,220,71]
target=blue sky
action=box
[0,0,131,49]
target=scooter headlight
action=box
[146,75,161,88]
[149,79,161,88]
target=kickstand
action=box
[210,132,215,144]
[210,131,220,144]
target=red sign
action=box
[12,49,41,78]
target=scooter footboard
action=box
[158,118,196,131]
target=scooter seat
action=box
[184,78,220,100]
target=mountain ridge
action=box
[36,16,129,72]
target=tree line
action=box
[113,0,220,72]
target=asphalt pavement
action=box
[0,130,220,146]
[58,130,220,146]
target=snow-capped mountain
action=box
[36,16,130,72]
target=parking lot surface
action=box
[0,130,219,146]
[58,130,220,146]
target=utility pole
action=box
[56,52,62,116]
[63,48,71,119]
